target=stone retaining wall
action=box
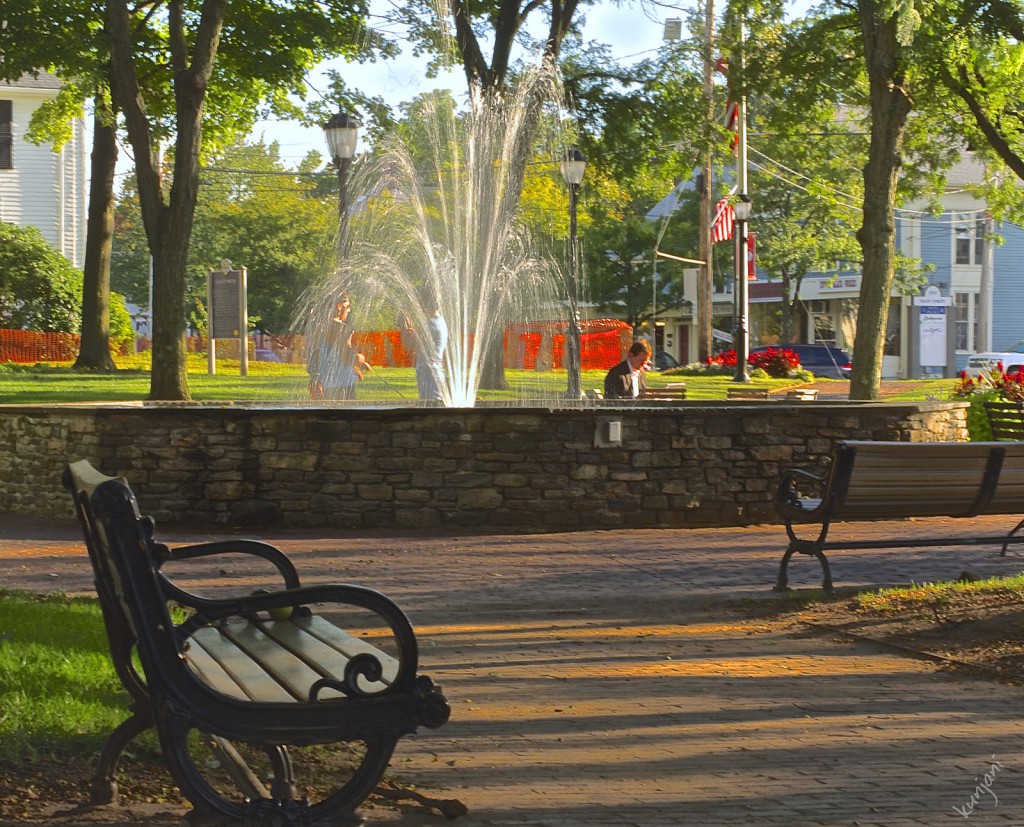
[0,400,968,531]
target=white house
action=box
[0,73,87,268]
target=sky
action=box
[249,1,685,169]
[105,0,812,178]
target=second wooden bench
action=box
[774,440,1024,591]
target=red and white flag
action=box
[747,232,757,280]
[711,196,734,244]
[725,101,739,150]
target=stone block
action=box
[457,487,503,509]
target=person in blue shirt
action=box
[403,290,448,403]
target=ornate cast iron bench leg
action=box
[90,709,154,805]
[775,520,835,593]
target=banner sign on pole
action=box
[913,285,952,368]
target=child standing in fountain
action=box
[308,292,367,401]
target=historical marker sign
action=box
[209,267,243,339]
[206,260,249,376]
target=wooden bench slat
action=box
[284,616,400,683]
[190,626,304,702]
[641,388,687,400]
[213,620,347,701]
[985,402,1024,440]
[727,386,770,399]
[184,633,265,701]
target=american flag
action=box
[711,197,734,244]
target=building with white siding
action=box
[0,73,87,268]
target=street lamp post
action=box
[322,111,361,254]
[733,195,753,382]
[560,148,587,400]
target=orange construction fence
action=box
[0,330,84,363]
[1,320,634,371]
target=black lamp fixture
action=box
[323,111,361,166]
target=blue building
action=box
[650,154,1023,378]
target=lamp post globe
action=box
[322,111,361,252]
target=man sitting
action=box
[603,341,653,399]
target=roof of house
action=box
[1,71,63,90]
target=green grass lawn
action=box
[0,591,125,762]
[0,357,960,404]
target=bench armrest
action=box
[157,539,302,590]
[775,466,828,514]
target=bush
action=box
[0,223,83,332]
[748,346,801,378]
[703,347,807,379]
[108,293,135,354]
[950,366,1024,440]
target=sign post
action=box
[207,259,248,376]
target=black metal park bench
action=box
[774,440,1024,592]
[63,459,450,825]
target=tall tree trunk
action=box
[105,0,226,401]
[851,0,912,400]
[74,104,118,371]
[447,0,577,391]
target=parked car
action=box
[964,341,1024,378]
[749,344,853,379]
[654,350,679,371]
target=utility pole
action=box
[979,212,994,353]
[697,0,715,363]
[664,6,714,361]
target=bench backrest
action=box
[642,387,688,400]
[63,460,152,703]
[984,401,1024,441]
[64,460,189,698]
[830,440,1024,520]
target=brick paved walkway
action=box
[3,514,1024,826]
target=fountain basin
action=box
[1,400,968,530]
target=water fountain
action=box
[296,66,574,408]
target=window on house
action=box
[955,225,971,264]
[955,218,986,265]
[955,292,979,351]
[0,101,11,170]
